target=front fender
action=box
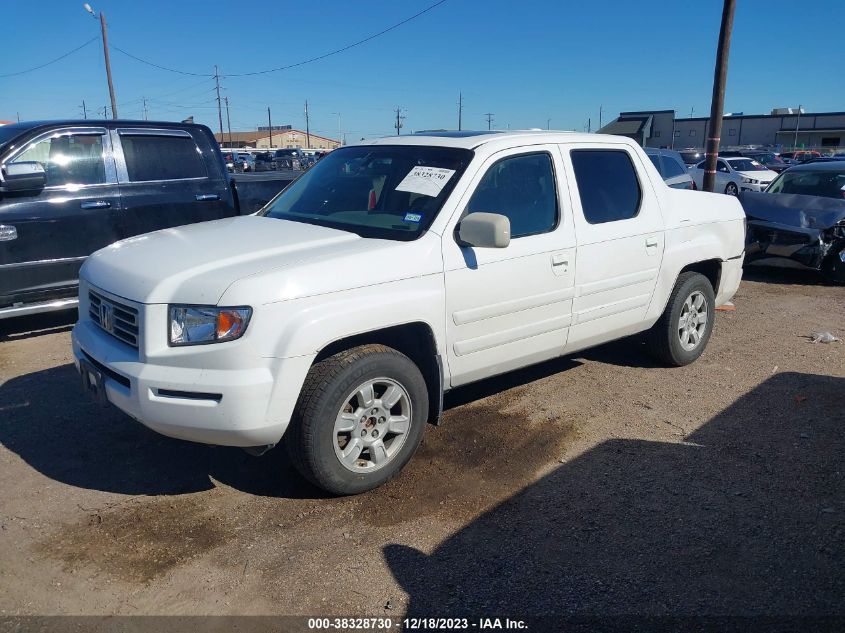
[256,275,447,361]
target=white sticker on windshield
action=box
[395,166,456,198]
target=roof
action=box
[354,130,628,150]
[0,119,209,132]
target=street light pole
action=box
[793,104,802,149]
[84,4,118,119]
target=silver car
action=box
[644,148,696,190]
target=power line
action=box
[0,37,98,78]
[110,0,447,78]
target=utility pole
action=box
[102,105,108,118]
[304,100,311,149]
[267,107,273,148]
[224,96,232,147]
[16,112,20,123]
[458,92,463,131]
[599,105,603,129]
[394,107,404,135]
[690,106,695,119]
[485,112,494,130]
[793,104,802,149]
[213,65,224,141]
[702,0,736,193]
[84,4,118,118]
[332,112,343,146]
[547,118,551,130]
[588,117,591,133]
[142,97,148,121]
[82,100,87,120]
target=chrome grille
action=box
[89,290,139,348]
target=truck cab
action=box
[0,120,237,319]
[71,131,745,495]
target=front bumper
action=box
[72,318,297,447]
[740,182,772,193]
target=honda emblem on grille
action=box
[100,302,114,333]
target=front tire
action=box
[820,239,845,285]
[646,272,716,367]
[286,344,428,495]
[725,182,738,196]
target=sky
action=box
[1,0,843,141]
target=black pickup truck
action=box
[0,120,242,319]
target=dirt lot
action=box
[0,269,843,619]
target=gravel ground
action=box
[0,269,842,619]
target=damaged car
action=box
[741,161,845,284]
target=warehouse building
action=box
[599,108,845,151]
[215,126,340,150]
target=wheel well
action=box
[679,259,721,295]
[314,322,443,425]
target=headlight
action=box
[169,305,252,346]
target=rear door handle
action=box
[80,200,111,209]
[551,253,569,267]
[196,194,220,201]
[646,237,659,248]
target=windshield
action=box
[727,158,768,171]
[766,169,845,198]
[0,127,22,154]
[262,145,474,240]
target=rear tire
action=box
[646,272,716,367]
[285,344,428,495]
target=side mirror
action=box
[1,162,47,193]
[457,212,511,248]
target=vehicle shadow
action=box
[742,265,826,286]
[0,309,78,342]
[0,363,327,499]
[0,356,584,499]
[385,372,844,621]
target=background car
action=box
[253,152,274,171]
[678,149,704,166]
[689,156,779,195]
[743,162,845,283]
[272,148,303,170]
[742,151,790,173]
[780,150,821,165]
[644,148,696,189]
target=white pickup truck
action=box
[71,131,745,495]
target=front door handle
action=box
[195,194,220,201]
[646,237,659,248]
[80,200,111,209]
[551,253,569,267]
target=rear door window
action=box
[119,133,206,182]
[570,149,641,224]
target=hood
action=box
[740,191,845,229]
[82,216,393,304]
[737,169,778,182]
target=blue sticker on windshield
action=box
[404,212,422,223]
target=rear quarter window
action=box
[570,149,642,224]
